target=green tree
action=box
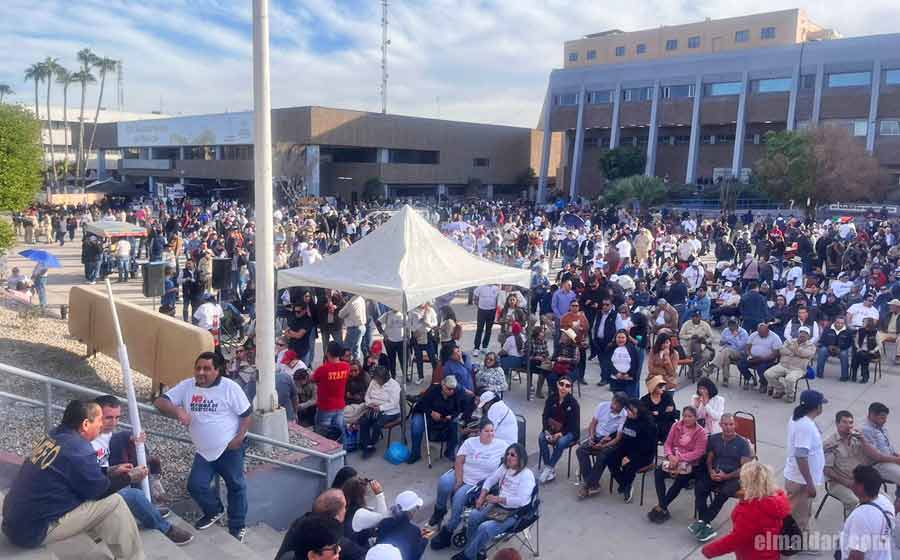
[55,66,73,188]
[754,128,883,216]
[0,105,43,252]
[0,84,12,104]
[603,175,667,213]
[599,146,646,182]
[363,177,384,201]
[74,48,97,188]
[40,57,61,192]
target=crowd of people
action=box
[6,194,900,559]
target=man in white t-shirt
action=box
[848,296,880,330]
[428,420,510,548]
[576,393,628,496]
[472,284,499,356]
[154,352,252,542]
[193,294,224,332]
[839,464,895,560]
[783,389,827,551]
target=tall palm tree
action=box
[0,84,12,104]
[86,57,118,184]
[24,63,42,117]
[75,48,97,188]
[55,66,72,190]
[41,57,61,191]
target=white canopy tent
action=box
[277,204,531,310]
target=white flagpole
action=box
[104,279,151,501]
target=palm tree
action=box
[41,57,61,191]
[75,48,97,188]
[55,66,72,190]
[0,84,12,104]
[24,63,42,117]
[86,57,118,184]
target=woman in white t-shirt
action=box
[428,421,509,550]
[783,390,827,548]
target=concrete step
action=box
[140,524,193,560]
[166,514,264,560]
[242,522,284,559]
[0,490,57,559]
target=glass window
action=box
[223,145,253,160]
[753,78,792,93]
[822,119,868,137]
[666,39,678,51]
[587,49,597,60]
[700,135,714,145]
[556,93,578,106]
[761,27,776,40]
[675,135,691,145]
[657,135,673,145]
[717,134,736,145]
[184,146,215,160]
[880,120,900,136]
[473,158,490,168]
[735,30,750,43]
[588,90,611,104]
[854,120,868,137]
[688,36,700,49]
[663,84,695,99]
[568,52,578,62]
[705,82,743,96]
[827,71,871,88]
[884,69,900,85]
[623,87,653,102]
[636,43,646,54]
[615,46,625,57]
[388,149,439,165]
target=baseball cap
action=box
[724,281,733,288]
[798,327,811,335]
[477,391,497,408]
[395,490,423,512]
[366,544,402,560]
[799,390,828,408]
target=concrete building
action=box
[89,106,560,201]
[537,9,900,201]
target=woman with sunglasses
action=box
[537,376,580,484]
[475,352,509,396]
[452,444,535,560]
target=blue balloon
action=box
[384,442,410,465]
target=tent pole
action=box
[400,298,409,441]
[526,288,533,400]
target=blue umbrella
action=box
[18,249,62,268]
[562,213,585,229]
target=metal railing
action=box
[0,361,345,484]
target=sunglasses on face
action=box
[558,381,572,388]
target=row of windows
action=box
[569,27,776,61]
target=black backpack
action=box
[779,514,803,556]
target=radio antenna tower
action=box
[116,60,124,111]
[380,0,390,114]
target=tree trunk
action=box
[46,77,58,194]
[61,84,70,193]
[34,80,48,190]
[77,81,87,189]
[86,72,106,184]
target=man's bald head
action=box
[313,488,347,522]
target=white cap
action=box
[395,490,423,512]
[366,544,402,560]
[798,326,811,335]
[478,391,497,407]
[724,281,733,288]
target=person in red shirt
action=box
[313,341,351,438]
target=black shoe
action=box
[229,527,246,543]
[428,508,447,528]
[430,527,452,550]
[362,447,376,459]
[158,506,171,519]
[194,510,225,530]
[859,377,869,383]
[596,380,609,387]
[839,377,849,382]
[406,454,421,465]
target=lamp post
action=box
[251,0,288,444]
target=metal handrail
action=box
[0,361,345,477]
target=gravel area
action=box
[0,306,316,504]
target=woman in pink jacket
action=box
[647,406,709,523]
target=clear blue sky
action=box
[1,0,896,127]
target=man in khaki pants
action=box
[1,400,144,559]
[823,410,883,518]
[783,390,827,553]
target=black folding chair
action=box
[484,485,541,557]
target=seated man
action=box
[710,282,741,327]
[1,400,143,558]
[737,322,782,392]
[678,310,715,379]
[764,327,817,401]
[823,410,881,518]
[861,402,900,511]
[91,395,192,545]
[816,316,853,381]
[691,413,752,543]
[409,375,466,464]
[876,299,900,365]
[576,393,628,498]
[712,319,748,388]
[275,513,345,560]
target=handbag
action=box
[484,504,515,522]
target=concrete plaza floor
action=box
[6,234,900,558]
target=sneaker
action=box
[165,525,194,546]
[415,377,424,385]
[688,521,704,535]
[623,485,634,503]
[538,467,550,483]
[158,506,171,519]
[472,349,480,357]
[696,523,718,542]
[545,468,556,482]
[430,527,452,550]
[194,510,225,530]
[229,527,246,543]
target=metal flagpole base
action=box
[251,408,289,454]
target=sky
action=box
[1,0,898,128]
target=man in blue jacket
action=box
[1,400,143,558]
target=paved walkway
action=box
[5,232,900,558]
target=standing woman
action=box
[692,378,725,435]
[438,306,458,358]
[701,461,791,559]
[608,330,641,398]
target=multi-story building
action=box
[536,8,900,201]
[88,106,559,201]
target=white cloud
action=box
[1,1,897,128]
